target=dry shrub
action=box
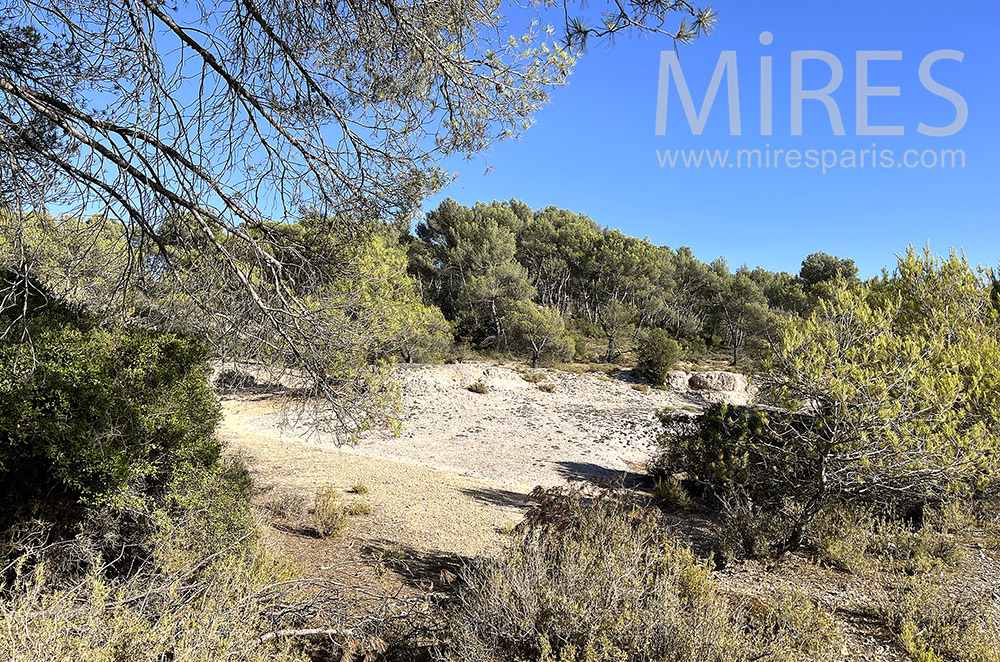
[346,500,372,516]
[746,589,846,662]
[520,372,546,384]
[264,490,308,521]
[809,503,964,575]
[438,482,843,662]
[537,383,556,393]
[350,481,370,495]
[467,381,489,394]
[314,486,349,538]
[0,466,304,661]
[872,575,1000,662]
[715,490,805,562]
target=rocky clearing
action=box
[221,362,731,556]
[222,362,999,662]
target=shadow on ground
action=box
[458,487,529,510]
[552,460,654,488]
[359,538,469,590]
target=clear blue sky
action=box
[423,0,1000,277]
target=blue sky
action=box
[423,1,1000,277]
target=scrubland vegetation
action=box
[2,2,999,660]
[4,243,1000,661]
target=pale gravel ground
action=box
[220,362,708,556]
[232,362,706,487]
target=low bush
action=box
[263,490,309,521]
[467,381,489,394]
[438,483,843,662]
[871,575,1000,662]
[537,383,556,393]
[346,500,372,516]
[349,481,370,495]
[0,461,309,661]
[652,477,691,511]
[715,490,806,562]
[314,486,349,537]
[635,328,681,385]
[520,371,547,384]
[809,503,964,575]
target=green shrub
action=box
[0,272,221,534]
[506,300,574,368]
[657,252,1000,556]
[313,486,349,537]
[634,328,681,385]
[655,403,782,501]
[652,477,691,511]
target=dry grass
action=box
[264,490,308,521]
[439,484,844,662]
[868,575,1000,662]
[346,500,372,516]
[467,381,489,394]
[314,485,349,538]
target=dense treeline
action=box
[405,198,859,366]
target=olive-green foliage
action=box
[651,477,691,511]
[520,371,547,383]
[765,250,1000,505]
[798,251,859,291]
[346,500,372,516]
[0,213,129,313]
[439,486,843,662]
[655,403,781,501]
[505,300,573,368]
[808,503,964,576]
[873,575,1000,662]
[657,250,1000,554]
[635,329,681,384]
[399,302,454,363]
[409,200,825,364]
[0,272,221,531]
[313,486,349,537]
[0,465,306,662]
